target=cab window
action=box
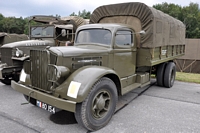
[115,30,133,48]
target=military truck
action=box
[0,33,28,47]
[12,2,185,131]
[0,33,28,59]
[0,15,86,85]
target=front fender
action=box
[55,66,120,103]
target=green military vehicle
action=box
[0,33,28,59]
[0,33,28,47]
[0,15,86,85]
[12,2,185,131]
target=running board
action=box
[121,83,141,95]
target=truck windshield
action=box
[31,26,54,37]
[76,29,111,45]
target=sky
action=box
[0,0,199,18]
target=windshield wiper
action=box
[42,25,49,30]
[31,27,37,31]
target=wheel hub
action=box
[92,90,111,119]
[96,95,106,110]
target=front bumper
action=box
[11,80,76,112]
[0,64,22,79]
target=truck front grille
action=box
[0,48,13,66]
[30,50,51,91]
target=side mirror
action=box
[61,29,66,37]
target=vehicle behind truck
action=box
[12,2,185,131]
[0,15,87,85]
[0,33,28,47]
[0,33,28,59]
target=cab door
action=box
[113,29,136,88]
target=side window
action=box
[115,30,132,47]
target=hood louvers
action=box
[72,56,102,69]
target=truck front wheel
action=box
[75,77,118,131]
[163,62,176,88]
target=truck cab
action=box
[75,24,141,90]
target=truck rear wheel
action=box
[163,62,176,88]
[156,63,166,87]
[75,77,117,131]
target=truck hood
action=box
[49,45,110,57]
[1,39,53,48]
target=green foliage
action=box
[70,9,91,19]
[0,14,5,32]
[153,2,200,38]
[182,3,200,38]
[0,16,26,34]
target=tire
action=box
[156,63,167,87]
[0,74,19,85]
[163,62,176,88]
[1,78,11,85]
[75,77,118,131]
[23,95,36,105]
[13,74,20,82]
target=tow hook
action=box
[21,91,34,105]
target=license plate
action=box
[36,100,56,114]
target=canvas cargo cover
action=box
[61,16,88,27]
[90,2,185,48]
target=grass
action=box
[151,72,200,84]
[176,72,200,84]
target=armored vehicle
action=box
[0,15,86,85]
[12,2,185,131]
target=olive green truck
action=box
[11,2,185,131]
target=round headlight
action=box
[16,50,20,57]
[15,48,23,57]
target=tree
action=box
[0,16,26,34]
[70,9,91,19]
[70,12,77,16]
[0,14,5,32]
[1,17,15,33]
[181,3,200,38]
